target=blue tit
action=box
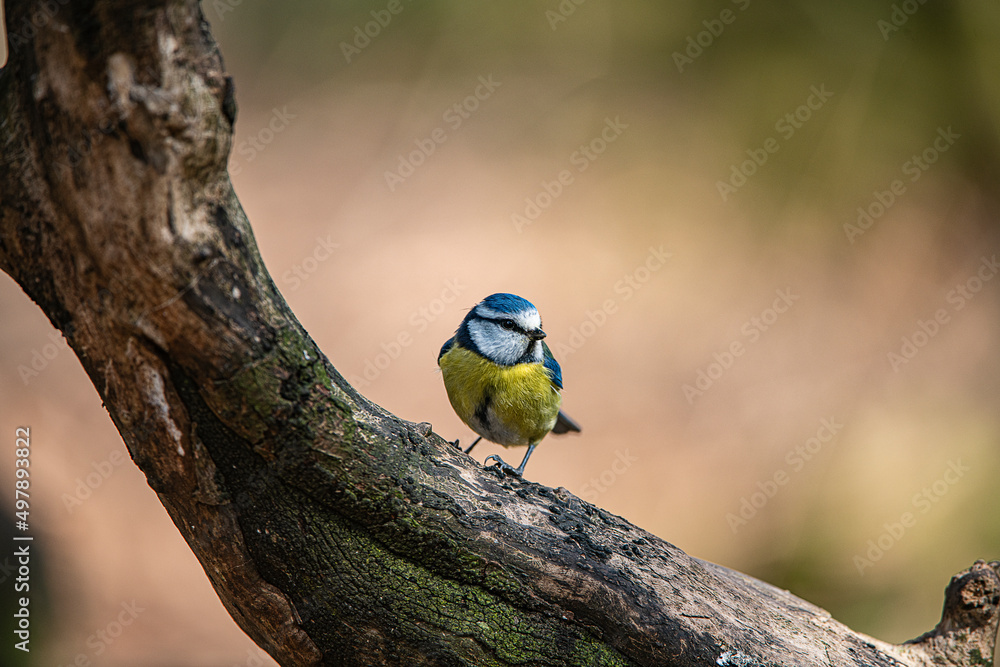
[438,293,581,476]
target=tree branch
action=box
[1,1,996,665]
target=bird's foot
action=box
[484,454,522,477]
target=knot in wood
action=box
[941,559,1000,631]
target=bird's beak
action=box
[529,329,546,341]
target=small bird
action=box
[438,293,581,476]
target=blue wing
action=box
[438,336,456,363]
[541,343,581,433]
[541,342,563,389]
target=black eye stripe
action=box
[487,317,525,334]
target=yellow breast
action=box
[439,345,561,447]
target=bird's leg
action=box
[463,436,482,454]
[485,443,537,477]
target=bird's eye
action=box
[499,319,516,330]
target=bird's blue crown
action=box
[476,293,537,316]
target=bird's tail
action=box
[551,410,581,434]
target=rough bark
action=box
[1,1,997,665]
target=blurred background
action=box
[2,0,1000,664]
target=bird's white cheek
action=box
[468,321,527,365]
[491,336,527,365]
[467,321,493,354]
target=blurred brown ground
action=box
[2,1,999,664]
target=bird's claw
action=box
[484,454,522,477]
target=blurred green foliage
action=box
[209,0,1000,227]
